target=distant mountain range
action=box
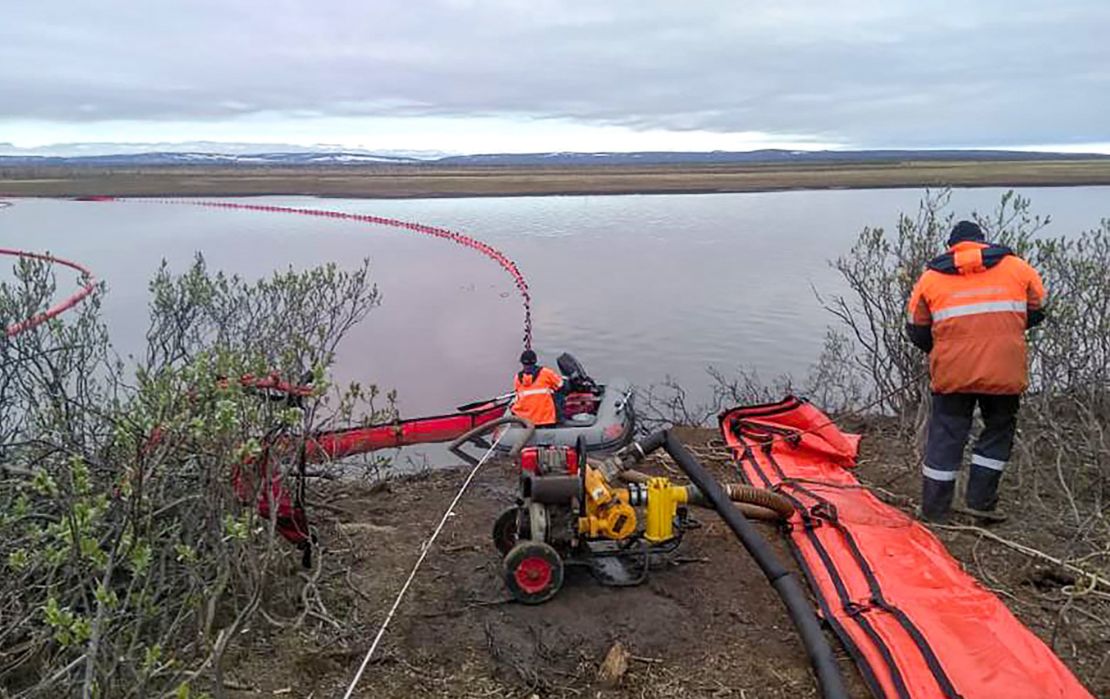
[433,149,1110,166]
[0,151,425,166]
[3,148,1109,168]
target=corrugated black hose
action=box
[628,430,850,699]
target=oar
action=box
[455,393,514,412]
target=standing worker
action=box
[511,350,565,427]
[906,220,1046,522]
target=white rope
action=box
[341,434,504,699]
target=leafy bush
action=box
[1,255,390,698]
[641,188,1109,540]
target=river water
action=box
[2,187,1107,417]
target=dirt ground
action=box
[225,423,1108,698]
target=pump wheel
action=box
[503,541,564,604]
[492,508,520,556]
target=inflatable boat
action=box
[494,353,635,455]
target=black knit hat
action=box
[948,220,985,246]
[520,349,537,365]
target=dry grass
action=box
[3,159,1110,198]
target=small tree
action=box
[813,189,955,418]
[1,254,391,698]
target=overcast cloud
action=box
[2,1,1108,153]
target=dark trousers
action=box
[922,393,1020,519]
[553,387,567,423]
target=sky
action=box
[2,1,1109,155]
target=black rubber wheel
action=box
[503,541,564,604]
[492,507,520,556]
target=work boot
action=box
[920,476,955,523]
[914,505,949,525]
[952,504,1009,525]
[966,463,1003,510]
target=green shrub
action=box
[1,255,390,698]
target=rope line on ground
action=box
[341,433,503,699]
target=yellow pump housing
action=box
[643,477,689,543]
[579,466,637,539]
[576,467,689,544]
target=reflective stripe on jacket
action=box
[511,366,563,426]
[907,241,1045,394]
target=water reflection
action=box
[1,187,1105,416]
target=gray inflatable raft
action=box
[493,378,635,455]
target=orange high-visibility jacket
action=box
[511,366,563,426]
[907,241,1046,395]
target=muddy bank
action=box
[225,424,1108,697]
[227,432,867,698]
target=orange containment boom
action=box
[719,397,1094,699]
[232,398,509,550]
[2,248,97,338]
[302,399,508,461]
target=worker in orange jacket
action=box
[511,349,565,427]
[907,220,1046,522]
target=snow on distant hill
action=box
[2,147,1108,168]
[0,151,428,166]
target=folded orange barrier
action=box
[719,397,1093,699]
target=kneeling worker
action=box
[511,350,564,427]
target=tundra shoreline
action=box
[4,159,1110,198]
